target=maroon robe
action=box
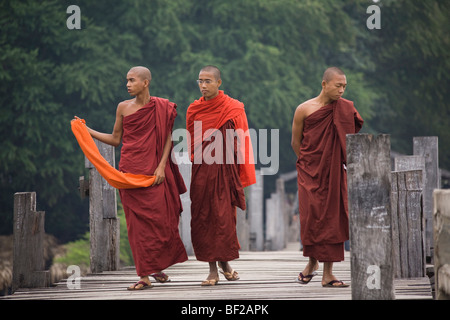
[189,120,246,262]
[296,98,363,262]
[118,97,188,276]
[186,92,255,262]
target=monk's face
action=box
[126,71,149,96]
[322,74,347,101]
[198,71,222,101]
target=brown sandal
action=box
[150,272,170,283]
[201,277,219,286]
[221,269,240,281]
[127,280,153,290]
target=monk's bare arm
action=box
[291,104,306,158]
[82,102,125,147]
[153,132,172,185]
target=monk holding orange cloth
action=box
[72,66,187,290]
[291,67,364,288]
[186,65,256,286]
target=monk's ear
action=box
[144,79,150,88]
[217,79,222,88]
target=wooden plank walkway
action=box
[1,243,432,301]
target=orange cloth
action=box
[71,118,155,189]
[186,90,256,188]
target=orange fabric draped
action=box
[71,118,156,189]
[186,90,256,188]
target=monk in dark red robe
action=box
[291,67,363,287]
[74,66,187,290]
[186,66,256,286]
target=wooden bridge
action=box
[1,243,432,302]
[3,134,449,308]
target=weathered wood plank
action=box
[413,136,439,258]
[2,243,432,301]
[391,170,425,278]
[86,139,119,273]
[346,134,395,300]
[247,170,264,251]
[12,192,50,293]
[433,189,450,300]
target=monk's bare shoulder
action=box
[117,99,135,117]
[294,98,318,120]
[296,98,323,119]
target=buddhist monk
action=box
[186,65,256,286]
[291,67,364,287]
[74,66,188,290]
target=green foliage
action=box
[117,202,134,266]
[1,0,449,243]
[54,201,134,268]
[53,232,90,267]
[367,0,450,166]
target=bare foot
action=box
[301,258,319,276]
[201,272,219,286]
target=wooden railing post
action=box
[12,192,50,293]
[433,189,450,300]
[413,136,439,260]
[391,170,425,278]
[175,152,193,256]
[84,139,120,273]
[347,134,395,300]
[247,170,264,251]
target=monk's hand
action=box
[153,165,165,185]
[71,116,85,124]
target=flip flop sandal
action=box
[296,271,318,284]
[201,277,219,286]
[127,280,153,290]
[150,272,171,283]
[322,280,349,288]
[220,269,240,281]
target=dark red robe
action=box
[186,91,256,262]
[118,97,188,276]
[296,98,363,262]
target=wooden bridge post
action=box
[84,139,120,273]
[175,152,193,255]
[347,134,395,300]
[12,192,50,293]
[433,189,450,300]
[391,170,425,278]
[265,178,287,251]
[247,170,264,251]
[413,136,439,260]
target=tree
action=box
[2,0,447,242]
[366,0,450,168]
[0,0,140,240]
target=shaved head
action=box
[322,67,345,83]
[199,65,221,80]
[128,66,152,83]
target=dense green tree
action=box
[0,0,448,242]
[0,0,139,240]
[366,0,450,169]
